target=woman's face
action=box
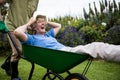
[34,18,47,34]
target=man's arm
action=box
[14,17,35,41]
[0,13,3,21]
[47,22,61,36]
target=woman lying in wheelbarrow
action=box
[14,15,120,62]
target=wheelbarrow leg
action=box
[82,58,93,76]
[28,62,35,80]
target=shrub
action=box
[80,25,106,43]
[57,26,85,47]
[106,25,120,45]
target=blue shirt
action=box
[24,29,65,50]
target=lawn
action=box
[0,56,120,80]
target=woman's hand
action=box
[27,17,36,26]
[24,17,36,31]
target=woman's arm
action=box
[14,17,35,41]
[47,21,61,36]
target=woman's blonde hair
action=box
[36,15,47,21]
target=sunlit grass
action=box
[0,56,120,80]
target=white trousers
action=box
[61,42,120,62]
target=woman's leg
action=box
[62,42,120,62]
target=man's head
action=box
[0,0,4,4]
[33,15,47,34]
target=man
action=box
[14,15,120,63]
[0,0,39,80]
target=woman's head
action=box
[36,15,47,21]
[33,15,47,34]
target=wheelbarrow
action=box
[0,21,92,80]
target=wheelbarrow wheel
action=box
[65,73,88,80]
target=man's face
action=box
[34,18,47,34]
[0,0,4,4]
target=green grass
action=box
[0,56,120,80]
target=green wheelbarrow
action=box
[22,44,92,80]
[0,21,92,80]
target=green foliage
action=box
[49,15,84,29]
[80,26,96,43]
[56,26,85,47]
[49,14,107,44]
[82,0,120,44]
[80,25,106,43]
[106,25,120,45]
[83,0,120,31]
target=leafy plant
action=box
[57,26,85,47]
[106,25,120,45]
[83,0,120,31]
[80,25,106,43]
